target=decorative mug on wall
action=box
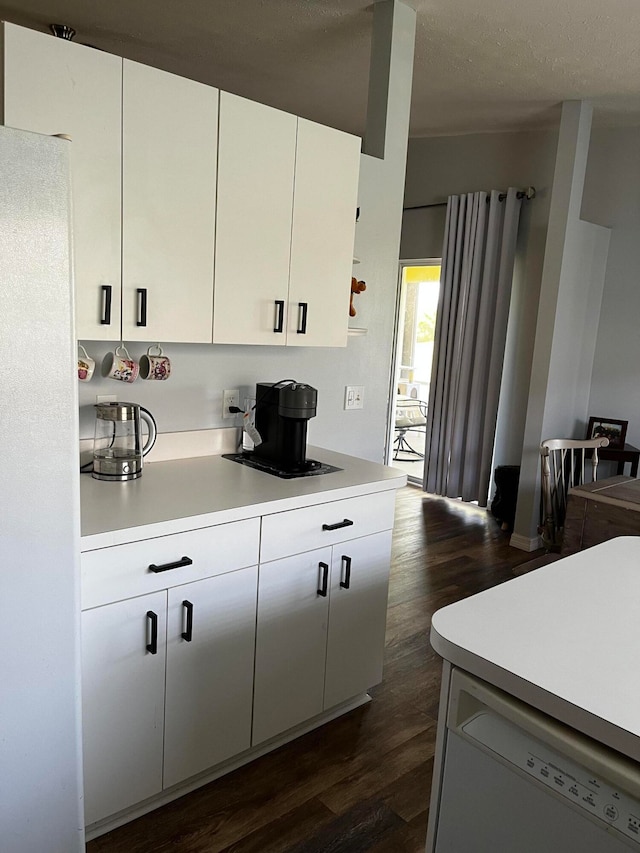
[102,345,139,383]
[78,344,95,382]
[140,344,171,381]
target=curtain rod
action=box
[403,186,536,212]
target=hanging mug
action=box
[78,344,95,382]
[140,344,171,381]
[102,345,139,383]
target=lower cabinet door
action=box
[253,548,332,745]
[82,590,167,826]
[163,566,258,788]
[324,531,393,710]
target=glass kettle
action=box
[92,402,157,481]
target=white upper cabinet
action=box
[288,118,361,347]
[213,93,361,347]
[1,23,122,341]
[122,60,218,343]
[2,23,359,348]
[213,92,297,345]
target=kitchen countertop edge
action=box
[80,446,407,550]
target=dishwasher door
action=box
[433,670,640,852]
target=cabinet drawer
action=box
[82,517,260,609]
[260,490,396,563]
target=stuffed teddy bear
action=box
[350,276,367,317]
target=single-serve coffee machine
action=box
[253,381,317,473]
[223,380,341,478]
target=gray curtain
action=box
[423,188,523,505]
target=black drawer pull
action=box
[148,556,193,573]
[146,610,158,654]
[100,284,112,325]
[273,299,285,333]
[137,287,147,327]
[322,518,354,532]
[317,562,329,597]
[181,600,193,642]
[297,301,308,334]
[340,555,352,589]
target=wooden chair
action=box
[539,437,609,551]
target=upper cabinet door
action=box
[2,23,122,341]
[213,92,297,345]
[122,60,218,343]
[287,119,361,347]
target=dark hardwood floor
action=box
[87,485,543,853]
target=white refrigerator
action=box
[0,125,84,850]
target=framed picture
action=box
[586,417,628,450]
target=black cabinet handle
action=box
[273,299,285,333]
[297,301,308,334]
[100,284,112,325]
[148,556,193,573]
[317,562,329,597]
[146,610,158,654]
[340,555,352,589]
[181,600,193,642]
[137,287,147,327]
[322,518,354,532]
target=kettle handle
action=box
[139,406,158,457]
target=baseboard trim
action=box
[510,532,543,552]
[85,692,371,841]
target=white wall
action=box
[582,126,640,449]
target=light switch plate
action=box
[344,386,364,410]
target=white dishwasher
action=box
[432,669,640,852]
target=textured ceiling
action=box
[1,0,640,137]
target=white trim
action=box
[510,531,543,552]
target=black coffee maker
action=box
[253,381,317,473]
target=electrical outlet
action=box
[96,394,117,404]
[223,389,240,419]
[344,385,364,410]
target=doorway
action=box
[389,260,441,483]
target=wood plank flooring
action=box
[87,485,543,853]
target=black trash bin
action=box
[490,465,520,531]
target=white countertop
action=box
[80,446,406,550]
[431,537,640,760]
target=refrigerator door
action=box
[0,126,83,852]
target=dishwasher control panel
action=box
[462,711,640,846]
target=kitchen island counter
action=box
[80,445,406,550]
[431,536,640,762]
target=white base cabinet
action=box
[82,591,167,825]
[253,547,332,744]
[163,567,257,789]
[252,530,392,745]
[82,566,258,825]
[80,517,260,826]
[324,531,392,709]
[80,485,398,834]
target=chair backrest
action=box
[395,398,427,428]
[539,437,609,551]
